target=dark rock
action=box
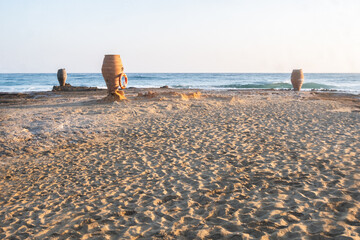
[52,85,99,91]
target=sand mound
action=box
[137,91,158,98]
[99,91,127,102]
[180,91,201,100]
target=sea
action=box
[0,73,360,94]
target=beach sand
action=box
[0,88,359,239]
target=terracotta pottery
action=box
[57,69,67,86]
[101,55,124,94]
[291,69,304,91]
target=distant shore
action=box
[1,88,359,239]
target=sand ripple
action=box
[0,90,359,239]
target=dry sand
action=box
[0,88,359,239]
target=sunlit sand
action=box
[0,89,359,239]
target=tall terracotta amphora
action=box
[57,69,67,86]
[291,69,304,91]
[101,55,124,94]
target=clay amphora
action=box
[101,55,124,94]
[57,69,67,86]
[291,69,304,91]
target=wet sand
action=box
[0,89,359,239]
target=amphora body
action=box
[291,69,304,91]
[101,55,124,94]
[57,69,67,86]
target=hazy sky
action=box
[1,0,360,73]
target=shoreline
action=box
[1,88,359,239]
[1,86,359,95]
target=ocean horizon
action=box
[1,73,360,94]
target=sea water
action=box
[0,73,359,93]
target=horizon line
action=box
[1,72,360,74]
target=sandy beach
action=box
[0,88,359,239]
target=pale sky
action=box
[1,0,360,73]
